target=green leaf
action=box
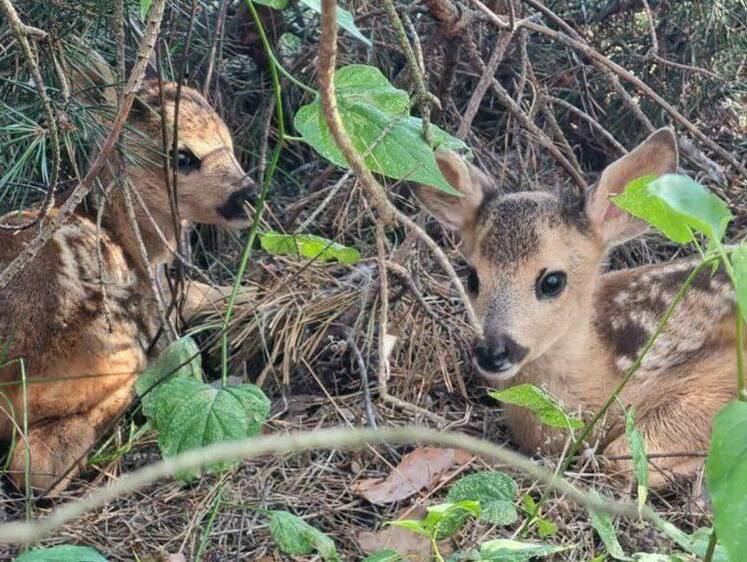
[135,336,202,400]
[362,550,403,562]
[612,174,732,244]
[259,232,360,264]
[424,500,480,540]
[535,517,558,538]
[269,511,339,561]
[625,407,649,514]
[252,0,289,8]
[655,523,728,561]
[145,377,270,479]
[730,246,747,322]
[297,0,371,45]
[139,0,152,21]
[445,472,518,529]
[706,401,747,562]
[478,539,570,561]
[490,384,583,430]
[388,519,428,536]
[15,545,108,562]
[589,504,628,561]
[294,65,468,195]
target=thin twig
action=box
[318,0,482,336]
[0,426,678,545]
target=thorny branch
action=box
[0,0,168,289]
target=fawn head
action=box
[122,80,255,227]
[418,129,678,384]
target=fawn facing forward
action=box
[0,78,255,494]
[418,129,738,489]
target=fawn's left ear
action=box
[586,127,679,246]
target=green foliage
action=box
[455,538,570,561]
[136,337,270,480]
[269,510,339,561]
[489,384,583,430]
[730,247,747,321]
[14,545,108,562]
[294,65,468,195]
[445,471,518,532]
[589,504,627,560]
[139,0,152,21]
[362,550,402,562]
[391,500,480,542]
[297,0,371,46]
[252,0,289,8]
[612,174,733,244]
[259,232,360,264]
[522,495,557,538]
[625,407,649,514]
[706,401,747,562]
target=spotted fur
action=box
[0,76,253,494]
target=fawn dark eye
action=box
[175,148,201,173]
[466,267,479,295]
[536,270,566,299]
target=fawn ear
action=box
[416,151,495,235]
[586,128,678,246]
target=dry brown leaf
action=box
[351,447,471,504]
[357,507,453,559]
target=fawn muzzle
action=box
[216,175,258,223]
[473,334,528,381]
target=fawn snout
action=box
[473,334,528,382]
[216,175,258,223]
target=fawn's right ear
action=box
[416,151,494,233]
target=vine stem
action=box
[220,0,285,384]
[522,256,718,532]
[0,426,677,545]
[318,0,483,336]
[704,529,718,562]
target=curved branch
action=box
[0,426,670,545]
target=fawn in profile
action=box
[0,71,255,493]
[418,129,738,489]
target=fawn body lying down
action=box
[0,79,254,493]
[418,129,738,488]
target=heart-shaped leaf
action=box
[260,232,360,264]
[294,65,468,195]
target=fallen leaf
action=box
[357,507,453,559]
[352,448,472,505]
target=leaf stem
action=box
[220,0,285,384]
[704,529,718,562]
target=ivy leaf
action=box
[478,539,570,561]
[135,336,202,399]
[362,550,403,562]
[730,246,747,322]
[15,545,108,562]
[252,0,289,8]
[490,384,583,430]
[259,232,360,264]
[294,65,468,196]
[625,407,649,514]
[269,511,339,561]
[297,0,371,46]
[612,174,732,244]
[706,401,747,562]
[589,502,628,561]
[442,472,518,537]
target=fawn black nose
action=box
[216,176,257,221]
[473,335,528,373]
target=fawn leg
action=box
[8,364,137,495]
